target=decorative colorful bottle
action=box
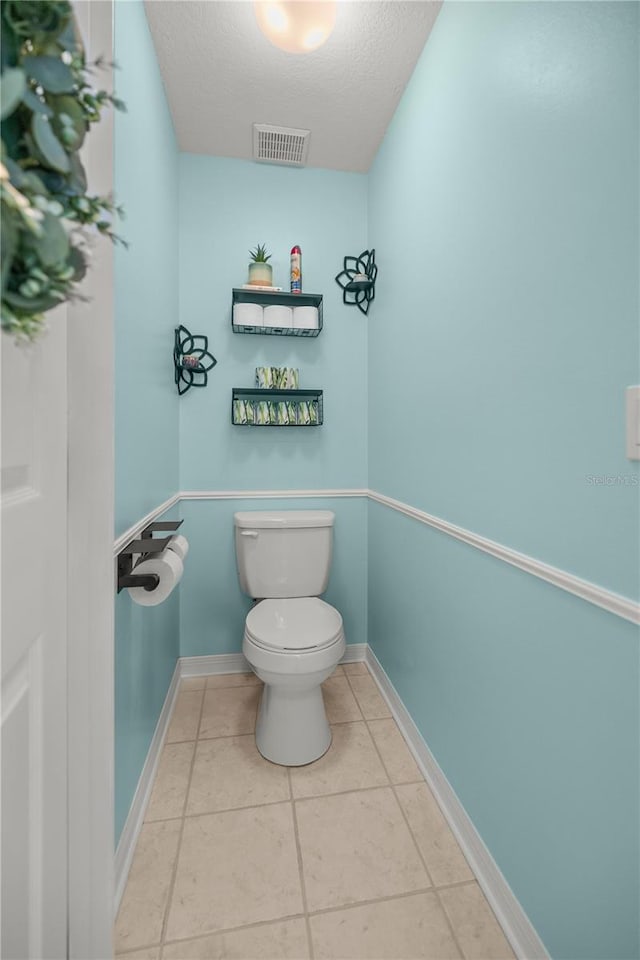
[290,245,302,294]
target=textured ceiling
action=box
[144,1,441,172]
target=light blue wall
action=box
[368,0,639,599]
[367,3,639,958]
[115,0,179,537]
[115,564,179,841]
[176,156,369,656]
[369,502,639,960]
[114,0,180,843]
[179,497,367,658]
[178,154,368,492]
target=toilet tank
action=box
[234,510,334,599]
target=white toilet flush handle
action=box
[240,530,259,538]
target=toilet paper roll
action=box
[233,302,264,327]
[293,306,319,330]
[127,549,183,606]
[167,534,189,561]
[263,305,293,328]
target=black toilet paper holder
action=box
[117,519,184,593]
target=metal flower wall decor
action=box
[173,325,217,395]
[334,249,377,315]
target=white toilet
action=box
[234,510,345,766]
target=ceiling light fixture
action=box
[254,1,337,54]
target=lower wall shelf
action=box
[232,388,323,426]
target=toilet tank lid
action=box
[234,510,335,529]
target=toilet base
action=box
[255,678,332,766]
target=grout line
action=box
[288,768,315,960]
[148,778,429,826]
[306,885,436,918]
[158,689,207,957]
[160,912,308,951]
[325,673,364,723]
[292,781,404,806]
[166,687,205,746]
[343,668,468,960]
[434,878,480,892]
[149,797,293,825]
[115,943,162,958]
[149,772,439,826]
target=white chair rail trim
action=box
[367,490,639,625]
[113,488,640,625]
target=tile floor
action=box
[115,663,515,960]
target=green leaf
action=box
[21,86,53,116]
[1,207,18,294]
[4,288,64,312]
[32,211,69,266]
[3,1,70,42]
[21,170,47,194]
[67,151,86,192]
[3,156,25,187]
[23,56,75,94]
[50,94,86,150]
[1,16,19,71]
[68,244,87,281]
[57,18,84,57]
[1,112,21,155]
[32,112,69,173]
[0,66,26,119]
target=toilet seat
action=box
[245,597,343,653]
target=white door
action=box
[1,4,115,957]
[1,309,69,959]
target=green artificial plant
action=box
[249,243,271,263]
[1,0,125,340]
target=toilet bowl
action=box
[243,597,345,765]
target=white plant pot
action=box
[248,262,273,286]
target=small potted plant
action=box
[248,244,273,286]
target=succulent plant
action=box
[249,243,271,263]
[1,0,126,341]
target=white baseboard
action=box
[180,652,251,676]
[113,661,181,915]
[365,647,549,960]
[178,644,368,679]
[339,642,367,663]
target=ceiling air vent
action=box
[253,123,311,167]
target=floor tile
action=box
[162,918,309,959]
[321,675,362,723]
[310,892,461,959]
[166,690,203,743]
[439,883,515,959]
[116,949,160,960]
[165,803,303,940]
[295,787,429,911]
[145,741,194,822]
[348,675,391,720]
[341,661,369,676]
[206,672,262,689]
[114,819,181,953]
[368,718,423,784]
[290,722,388,799]
[186,735,289,815]
[180,677,206,691]
[396,782,473,886]
[199,684,261,739]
